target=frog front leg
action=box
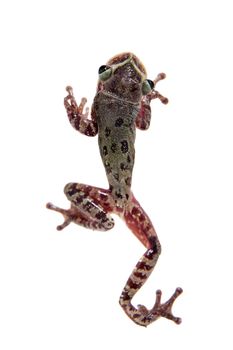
[46,183,114,231]
[64,86,98,136]
[136,73,168,130]
[119,195,182,327]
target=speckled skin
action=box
[46,53,182,327]
[95,95,137,208]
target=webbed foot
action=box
[120,287,183,327]
[137,287,183,326]
[46,202,73,230]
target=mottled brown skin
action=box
[46,53,182,327]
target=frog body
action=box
[95,92,137,208]
[47,53,182,327]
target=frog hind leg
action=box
[119,194,182,327]
[46,183,114,231]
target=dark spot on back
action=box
[121,140,128,153]
[127,155,131,163]
[120,162,128,170]
[103,145,108,156]
[115,190,123,199]
[115,118,124,127]
[105,127,111,137]
[111,143,117,153]
[104,161,111,174]
[125,177,131,186]
[113,173,119,181]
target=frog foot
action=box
[46,202,73,230]
[137,287,183,326]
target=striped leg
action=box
[46,183,114,231]
[119,195,182,327]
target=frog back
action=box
[93,92,139,207]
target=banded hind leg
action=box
[120,194,182,327]
[46,183,114,231]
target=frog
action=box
[46,52,182,327]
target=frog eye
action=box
[98,65,112,81]
[142,79,155,95]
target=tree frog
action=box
[46,52,182,327]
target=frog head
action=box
[97,52,155,103]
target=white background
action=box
[0,0,232,349]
